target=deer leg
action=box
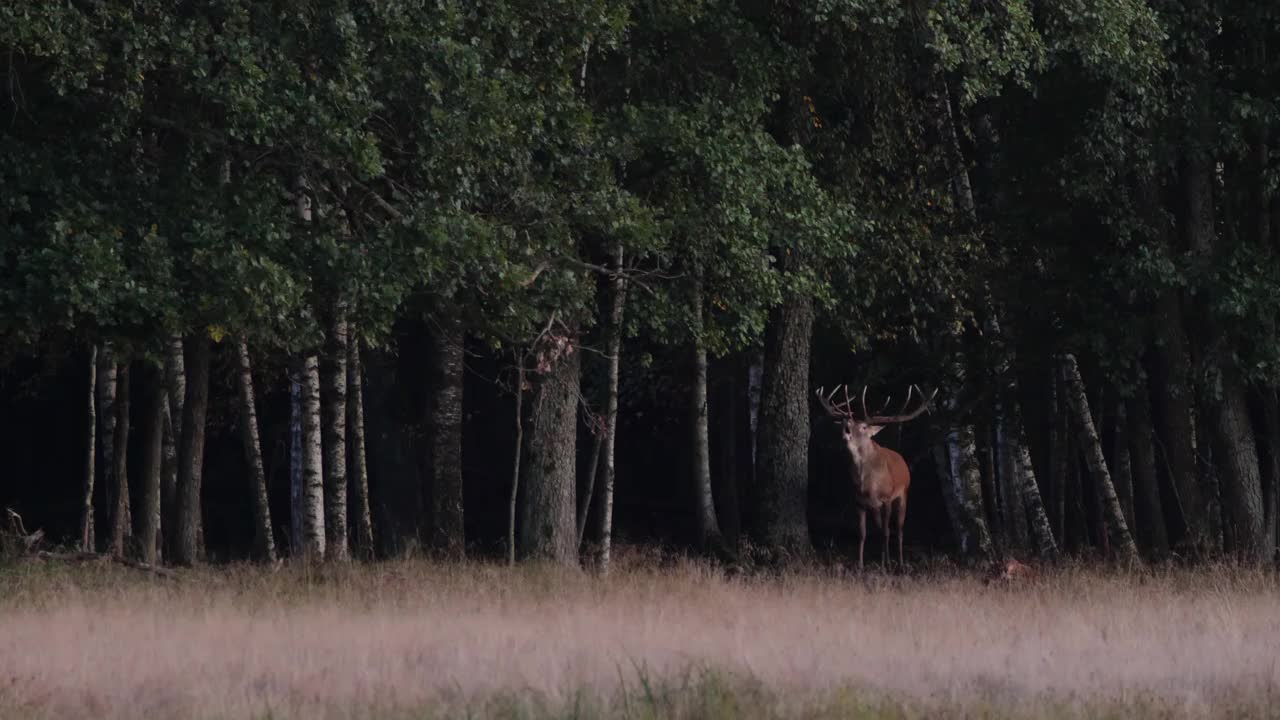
[881,504,891,569]
[860,508,869,570]
[896,496,907,569]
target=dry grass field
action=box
[1,551,1278,719]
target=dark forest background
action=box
[3,0,1279,571]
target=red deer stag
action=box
[816,384,937,570]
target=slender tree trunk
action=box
[595,243,627,574]
[979,424,1003,552]
[427,316,465,559]
[691,279,728,559]
[236,339,277,563]
[933,444,968,553]
[1060,354,1141,566]
[508,364,525,567]
[755,293,814,561]
[323,311,349,562]
[1129,389,1170,559]
[1112,400,1136,531]
[289,371,304,556]
[96,346,118,552]
[1049,369,1069,544]
[109,363,131,558]
[296,354,326,561]
[173,336,210,566]
[135,363,165,566]
[162,337,184,558]
[347,335,375,560]
[519,342,579,565]
[80,346,97,553]
[949,423,995,561]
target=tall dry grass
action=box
[1,552,1277,719]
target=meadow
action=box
[1,551,1277,719]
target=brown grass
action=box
[1,551,1278,719]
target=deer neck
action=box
[846,437,882,487]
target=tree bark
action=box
[347,335,375,560]
[289,371,304,556]
[754,293,814,561]
[135,362,165,566]
[519,340,580,565]
[1184,145,1270,562]
[297,354,326,561]
[173,336,210,566]
[1112,400,1136,531]
[932,444,968,552]
[80,346,97,553]
[508,364,525,567]
[427,316,465,559]
[1129,389,1170,558]
[1060,353,1141,566]
[323,312,349,562]
[95,346,118,553]
[108,363,131,558]
[1262,393,1280,561]
[162,337,184,559]
[595,243,627,574]
[236,339,277,563]
[691,279,729,558]
[1049,369,1069,544]
[948,423,995,561]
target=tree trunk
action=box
[80,346,97,553]
[297,354,326,561]
[1184,146,1270,562]
[691,279,728,559]
[1060,353,1141,566]
[1262,393,1280,561]
[236,339,277,563]
[109,363,131,558]
[289,371,304,556]
[754,293,814,561]
[979,423,1003,552]
[162,337,184,559]
[135,363,165,566]
[427,316,465,559]
[1209,381,1269,561]
[595,242,627,574]
[173,336,210,566]
[1112,400,1136,531]
[932,444,968,553]
[323,312,349,562]
[508,364,525,567]
[1049,369,1069,544]
[948,423,995,561]
[95,346,118,552]
[347,335,375,561]
[1128,389,1170,558]
[519,341,580,565]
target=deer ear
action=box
[866,424,885,437]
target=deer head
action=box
[815,384,937,457]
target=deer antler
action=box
[861,384,938,425]
[816,385,856,418]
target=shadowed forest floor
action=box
[1,551,1278,719]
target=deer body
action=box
[818,384,935,571]
[846,422,910,570]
